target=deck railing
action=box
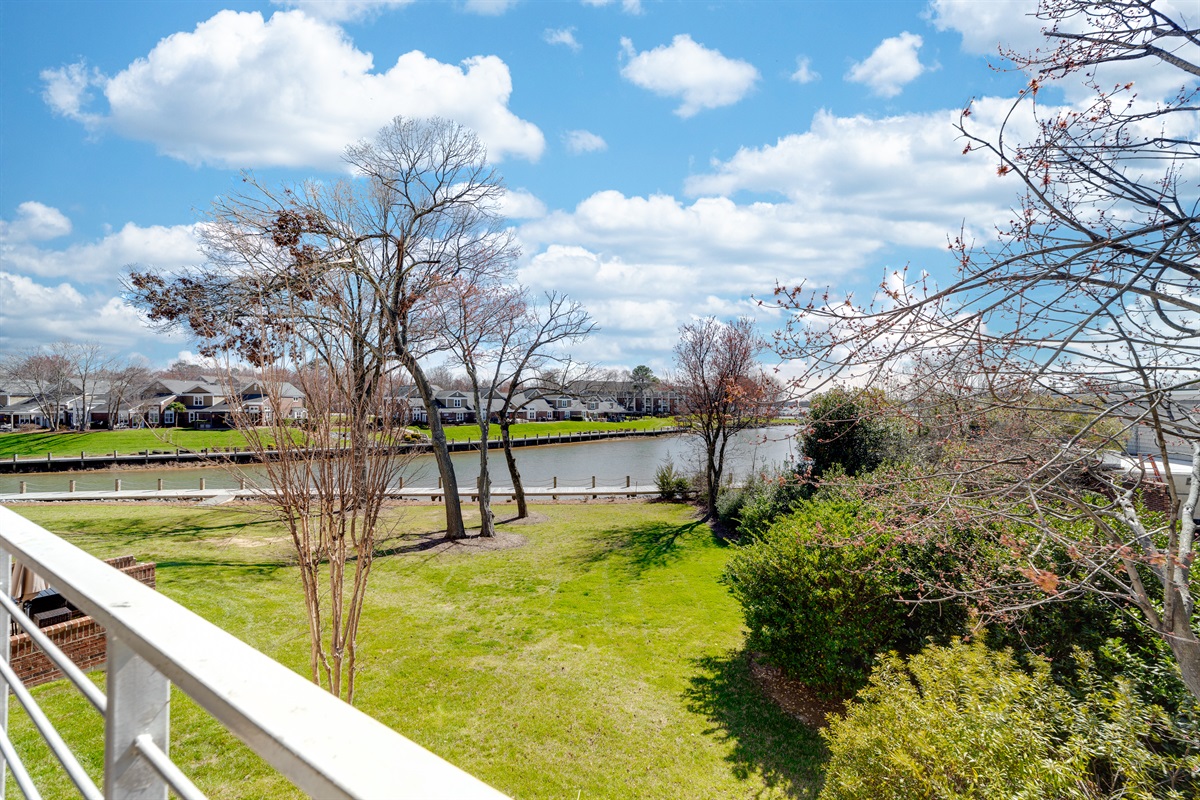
[0,505,507,799]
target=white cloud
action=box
[519,191,883,288]
[41,10,544,169]
[270,0,416,22]
[846,32,927,97]
[685,101,1021,234]
[1,219,203,280]
[463,0,519,15]
[544,27,581,51]
[0,273,153,351]
[563,129,607,154]
[928,0,1042,57]
[0,202,72,242]
[498,188,547,220]
[619,35,759,117]
[791,56,819,84]
[930,0,1198,104]
[582,0,642,14]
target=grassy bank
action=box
[0,428,260,459]
[7,502,822,799]
[0,418,678,459]
[434,416,678,442]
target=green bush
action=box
[802,388,896,478]
[820,641,1199,800]
[722,498,968,699]
[654,461,690,499]
[716,459,814,538]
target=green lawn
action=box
[435,417,677,442]
[0,419,677,458]
[7,501,823,799]
[0,428,261,459]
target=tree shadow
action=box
[574,519,710,575]
[684,649,826,799]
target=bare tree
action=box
[774,0,1200,698]
[2,349,72,429]
[673,317,772,518]
[485,295,596,521]
[102,358,151,428]
[343,117,517,541]
[53,341,109,431]
[127,116,514,541]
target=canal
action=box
[0,427,800,494]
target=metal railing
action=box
[0,505,507,799]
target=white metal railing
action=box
[0,505,508,799]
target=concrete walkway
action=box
[0,485,677,504]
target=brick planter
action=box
[9,556,156,688]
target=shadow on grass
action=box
[575,519,710,575]
[684,649,826,799]
[74,512,278,542]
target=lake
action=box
[0,427,800,494]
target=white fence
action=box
[0,505,507,799]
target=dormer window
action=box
[452,398,463,408]
[557,399,569,409]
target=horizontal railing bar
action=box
[0,725,42,800]
[0,593,107,714]
[0,506,507,799]
[0,657,101,800]
[134,734,206,800]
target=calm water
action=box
[0,427,799,494]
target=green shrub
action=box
[820,641,1199,800]
[722,498,967,699]
[654,461,690,499]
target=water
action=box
[0,427,799,494]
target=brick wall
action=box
[9,556,156,688]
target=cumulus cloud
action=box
[270,0,416,22]
[791,56,819,84]
[463,0,519,15]
[928,0,1042,57]
[930,0,1197,104]
[684,100,1023,234]
[41,10,544,169]
[498,188,548,220]
[619,35,759,117]
[846,32,927,97]
[519,191,883,288]
[563,129,607,153]
[544,27,581,51]
[582,0,642,14]
[0,273,154,351]
[0,202,72,242]
[1,217,203,280]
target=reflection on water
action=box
[0,427,799,494]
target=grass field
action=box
[434,416,677,442]
[6,501,823,799]
[0,418,678,459]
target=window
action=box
[163,410,174,424]
[452,398,463,408]
[557,399,569,409]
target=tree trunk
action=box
[500,420,528,518]
[1167,592,1200,703]
[476,416,495,537]
[407,360,466,539]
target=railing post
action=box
[105,637,169,799]
[0,547,10,798]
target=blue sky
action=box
[1,0,1089,373]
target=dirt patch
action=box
[748,653,845,729]
[218,536,290,549]
[496,511,550,525]
[378,530,527,556]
